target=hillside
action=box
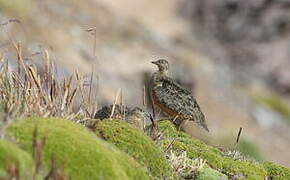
[0,0,290,178]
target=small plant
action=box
[166,150,206,179]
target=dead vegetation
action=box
[0,41,99,137]
[0,26,99,179]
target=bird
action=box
[150,59,209,132]
[126,107,150,130]
[94,104,129,120]
[94,104,149,131]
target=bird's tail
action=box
[199,120,209,132]
[203,124,210,132]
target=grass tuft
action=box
[0,42,97,136]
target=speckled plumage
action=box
[94,104,129,120]
[150,59,209,131]
[94,105,149,130]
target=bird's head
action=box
[151,59,169,74]
[131,107,144,114]
[130,107,150,120]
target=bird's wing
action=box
[154,76,209,131]
[154,76,198,115]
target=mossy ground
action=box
[263,161,290,180]
[1,117,289,180]
[7,117,150,180]
[95,119,174,179]
[0,139,33,179]
[196,167,228,180]
[157,120,290,180]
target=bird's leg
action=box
[177,123,182,131]
[149,114,160,140]
[172,114,179,124]
[151,100,156,120]
[169,115,182,130]
[183,119,189,126]
[177,119,189,131]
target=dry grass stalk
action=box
[109,88,122,119]
[32,126,46,180]
[31,126,68,180]
[6,162,19,180]
[142,86,146,108]
[0,42,97,125]
[235,127,243,146]
[0,19,21,27]
[45,155,68,180]
[0,27,97,179]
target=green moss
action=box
[157,120,180,138]
[0,168,6,177]
[238,138,264,161]
[158,121,267,180]
[263,161,290,180]
[7,117,150,180]
[197,167,228,180]
[254,93,290,122]
[0,0,31,17]
[95,119,174,179]
[0,139,33,178]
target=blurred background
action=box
[0,0,290,167]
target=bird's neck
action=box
[158,69,168,76]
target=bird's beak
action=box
[151,61,157,65]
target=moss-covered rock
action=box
[196,167,228,180]
[158,120,268,180]
[95,119,174,179]
[0,139,33,178]
[263,161,290,180]
[7,117,150,180]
